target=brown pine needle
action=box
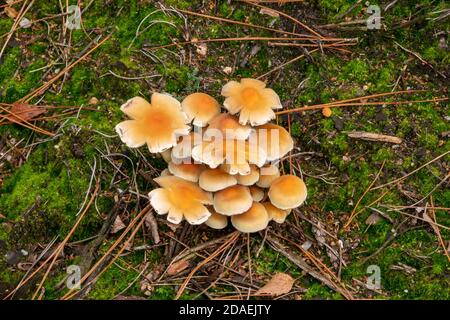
[17,33,112,104]
[0,105,54,136]
[176,8,307,37]
[371,150,450,191]
[60,206,151,300]
[175,231,240,300]
[241,0,323,38]
[31,180,100,300]
[429,197,450,262]
[343,160,386,230]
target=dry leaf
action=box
[4,6,18,19]
[256,272,294,296]
[195,43,208,56]
[4,103,47,123]
[167,259,190,276]
[365,212,382,225]
[110,215,126,234]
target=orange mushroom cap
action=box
[221,78,282,126]
[213,185,253,216]
[199,168,237,192]
[249,123,294,161]
[231,202,269,233]
[262,202,291,224]
[268,174,307,210]
[116,94,190,153]
[181,92,221,127]
[205,114,252,140]
[205,210,228,230]
[256,164,280,188]
[236,165,260,186]
[149,175,212,225]
[168,161,205,182]
[249,185,265,202]
[192,139,267,175]
[171,131,202,163]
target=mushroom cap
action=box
[116,94,190,153]
[221,78,282,126]
[192,139,267,174]
[205,114,252,140]
[262,202,291,223]
[199,168,237,192]
[171,131,202,163]
[213,185,253,216]
[231,202,269,233]
[168,161,205,182]
[160,149,172,163]
[236,165,260,186]
[160,168,172,177]
[249,186,265,202]
[268,174,307,210]
[149,176,213,225]
[181,92,221,127]
[256,164,281,188]
[249,123,294,161]
[205,211,228,230]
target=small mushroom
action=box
[160,149,172,163]
[171,131,202,163]
[149,176,213,225]
[213,185,253,216]
[236,165,259,186]
[205,210,228,230]
[192,139,266,175]
[262,202,291,223]
[256,164,280,188]
[115,94,190,153]
[231,202,269,233]
[181,92,221,127]
[205,113,252,140]
[221,78,282,126]
[199,168,237,192]
[268,174,307,210]
[249,186,265,202]
[168,161,205,182]
[250,123,294,161]
[160,168,172,177]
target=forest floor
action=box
[0,0,449,300]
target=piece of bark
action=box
[347,131,403,144]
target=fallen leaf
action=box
[4,103,46,123]
[195,43,207,56]
[4,6,18,19]
[255,272,294,296]
[110,215,126,234]
[167,259,190,276]
[365,212,382,225]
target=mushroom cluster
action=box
[115,78,307,233]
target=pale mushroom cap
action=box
[249,123,294,161]
[268,174,307,210]
[150,176,212,225]
[192,139,266,174]
[199,168,237,192]
[262,202,291,224]
[160,149,172,163]
[249,186,265,202]
[171,131,202,163]
[221,78,282,126]
[213,185,253,216]
[160,168,172,177]
[236,165,260,186]
[168,161,205,182]
[205,211,228,229]
[181,92,221,127]
[231,202,269,233]
[205,113,252,140]
[116,94,190,153]
[256,164,281,188]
